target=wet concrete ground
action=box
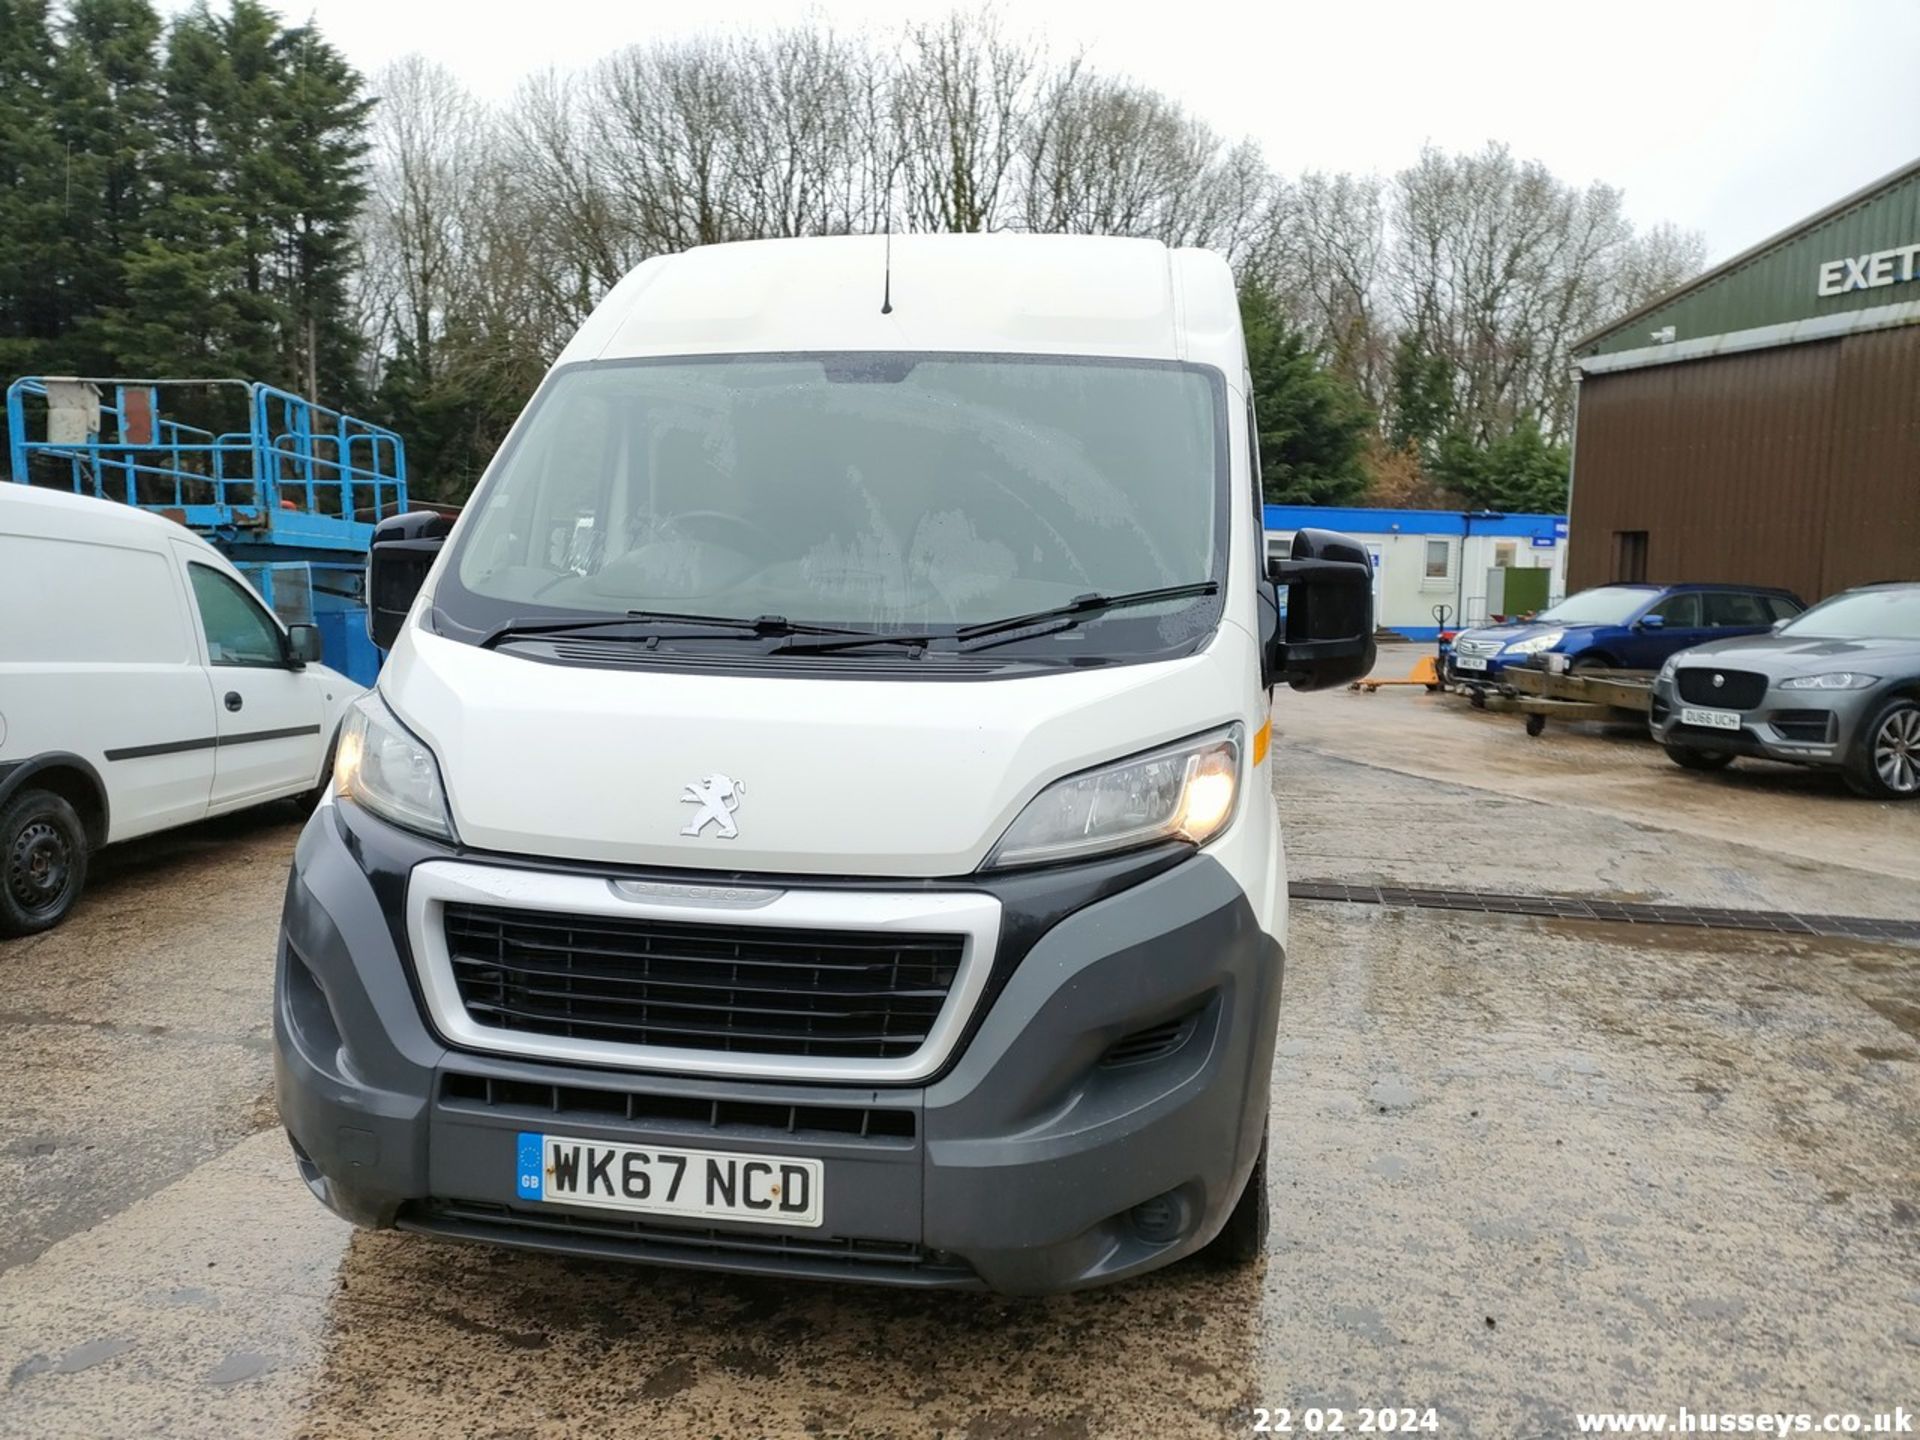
[3,661,1917,1437]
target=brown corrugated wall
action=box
[1569,325,1920,602]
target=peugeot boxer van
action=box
[274,234,1374,1294]
[0,484,357,936]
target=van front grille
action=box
[442,904,964,1060]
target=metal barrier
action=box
[6,376,407,550]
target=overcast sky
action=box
[233,0,1918,263]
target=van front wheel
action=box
[1,788,90,937]
[1201,1121,1270,1268]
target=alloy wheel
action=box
[1874,707,1920,794]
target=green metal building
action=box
[1570,157,1920,600]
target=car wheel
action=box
[1201,1121,1269,1268]
[0,787,91,938]
[296,732,340,815]
[1570,653,1613,674]
[1664,743,1734,772]
[1845,697,1920,800]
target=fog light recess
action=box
[1129,1190,1192,1245]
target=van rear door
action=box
[175,552,324,810]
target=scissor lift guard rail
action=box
[6,376,409,684]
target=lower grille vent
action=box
[400,1198,978,1286]
[1100,1012,1200,1067]
[438,1072,915,1142]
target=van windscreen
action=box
[438,353,1226,659]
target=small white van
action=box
[276,234,1374,1293]
[0,485,359,935]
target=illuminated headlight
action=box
[1501,630,1564,656]
[334,693,456,839]
[1777,672,1879,691]
[983,725,1242,870]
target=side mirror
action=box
[1638,613,1665,630]
[285,623,323,666]
[1265,527,1376,691]
[368,510,456,651]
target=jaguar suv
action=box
[1649,582,1920,799]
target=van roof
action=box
[1,482,212,554]
[563,234,1243,371]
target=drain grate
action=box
[1288,881,1920,946]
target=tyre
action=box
[295,732,340,815]
[1665,744,1734,772]
[1201,1122,1269,1268]
[1844,697,1920,800]
[1,787,91,938]
[1570,653,1614,674]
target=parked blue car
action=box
[1447,583,1805,683]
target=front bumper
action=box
[1649,678,1875,766]
[274,801,1284,1295]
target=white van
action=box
[275,234,1374,1293]
[0,485,359,935]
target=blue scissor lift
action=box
[6,376,407,685]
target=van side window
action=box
[187,564,285,666]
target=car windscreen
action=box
[1779,588,1920,641]
[1535,588,1649,626]
[436,353,1227,660]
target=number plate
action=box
[1679,706,1742,731]
[517,1132,823,1227]
[1454,655,1489,672]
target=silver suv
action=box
[1650,583,1920,799]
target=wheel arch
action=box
[0,753,110,847]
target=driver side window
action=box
[187,563,284,666]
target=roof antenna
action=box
[880,219,894,316]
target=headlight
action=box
[334,693,456,839]
[1501,630,1564,656]
[983,724,1242,870]
[1657,655,1680,682]
[1778,672,1879,691]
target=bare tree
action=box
[1265,171,1390,402]
[1386,144,1685,441]
[893,11,1039,232]
[350,14,1707,501]
[359,57,489,391]
[1019,69,1276,262]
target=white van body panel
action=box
[0,485,361,842]
[555,235,1239,369]
[385,234,1281,938]
[382,618,1278,931]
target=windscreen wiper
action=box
[769,582,1220,656]
[951,581,1219,649]
[479,611,868,649]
